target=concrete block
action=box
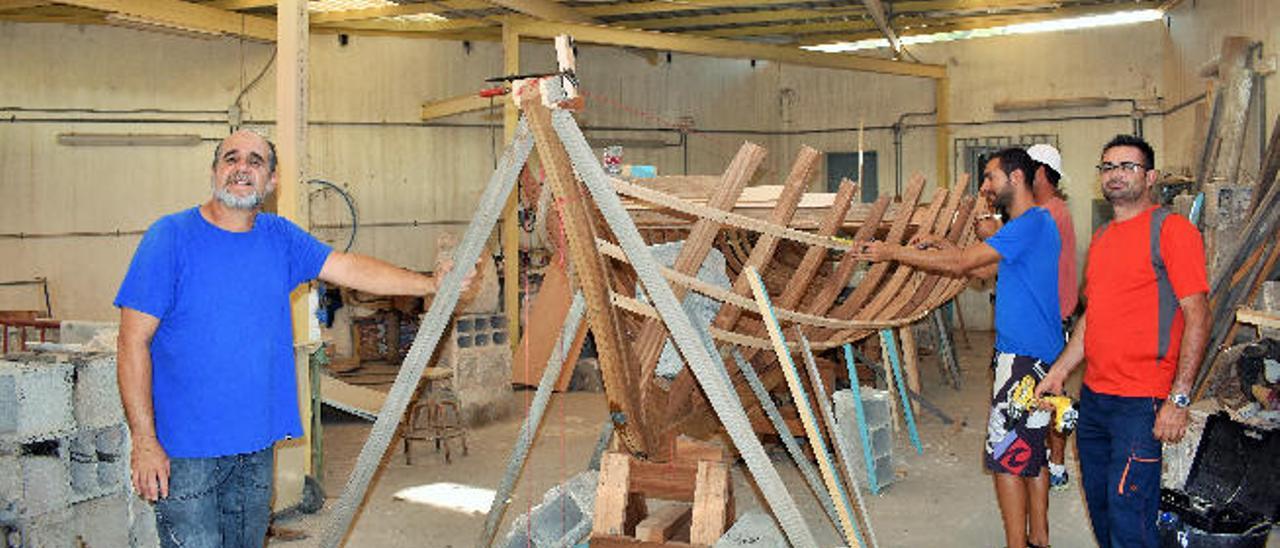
[1262,281,1280,313]
[58,321,117,347]
[0,452,20,523]
[834,388,897,491]
[69,431,98,498]
[500,470,597,547]
[0,361,74,444]
[448,315,515,427]
[529,491,583,545]
[129,493,160,548]
[19,506,75,548]
[74,492,130,548]
[20,438,72,517]
[95,425,128,493]
[72,355,124,430]
[714,509,785,547]
[1162,404,1216,490]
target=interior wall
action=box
[2,16,1178,325]
[1161,0,1280,181]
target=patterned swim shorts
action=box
[984,352,1053,477]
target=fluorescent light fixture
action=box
[57,133,203,147]
[804,9,1163,53]
[309,0,396,12]
[388,12,449,23]
[104,13,224,40]
[392,482,495,514]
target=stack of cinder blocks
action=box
[833,387,896,491]
[443,313,514,426]
[0,322,158,547]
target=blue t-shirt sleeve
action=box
[986,210,1041,263]
[114,218,178,319]
[280,218,332,287]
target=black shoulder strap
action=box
[1150,207,1177,361]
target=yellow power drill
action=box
[1010,376,1079,434]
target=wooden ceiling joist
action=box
[616,8,866,31]
[56,0,276,40]
[310,4,445,24]
[484,0,593,23]
[509,19,945,78]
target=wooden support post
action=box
[595,453,643,538]
[502,22,521,355]
[897,324,920,414]
[274,0,310,511]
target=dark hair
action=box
[1039,162,1062,187]
[991,147,1036,190]
[1102,134,1154,169]
[211,133,278,174]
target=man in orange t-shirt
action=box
[1036,135,1210,548]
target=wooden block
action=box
[635,504,693,542]
[674,436,728,464]
[690,460,732,545]
[629,459,699,502]
[594,453,635,537]
[589,534,696,548]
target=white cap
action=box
[1026,144,1063,178]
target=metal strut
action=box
[319,119,535,548]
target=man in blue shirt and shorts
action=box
[858,147,1062,548]
[115,130,471,548]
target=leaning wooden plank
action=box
[511,252,589,389]
[526,95,652,456]
[747,266,864,548]
[318,373,384,421]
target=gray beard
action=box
[214,186,264,209]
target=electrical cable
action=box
[306,178,358,252]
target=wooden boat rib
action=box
[521,93,978,461]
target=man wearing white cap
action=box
[1025,143,1079,492]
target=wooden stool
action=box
[403,367,469,464]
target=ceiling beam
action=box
[201,0,273,9]
[860,0,900,53]
[323,17,494,33]
[509,18,944,78]
[421,92,497,120]
[56,0,275,40]
[483,0,593,23]
[0,1,50,11]
[616,8,864,31]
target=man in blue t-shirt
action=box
[115,130,472,548]
[858,147,1061,548]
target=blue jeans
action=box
[155,446,273,548]
[1077,387,1163,548]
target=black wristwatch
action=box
[1168,392,1191,409]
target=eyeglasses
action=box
[1096,161,1147,174]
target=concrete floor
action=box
[270,331,1265,547]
